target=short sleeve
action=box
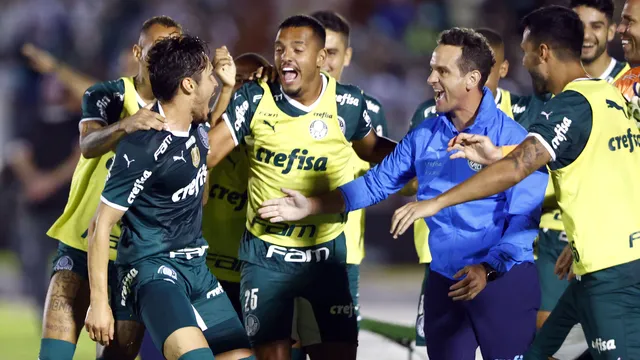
[363,94,388,137]
[101,136,159,211]
[81,80,125,125]
[410,100,436,131]
[527,90,593,170]
[221,82,261,145]
[339,86,372,141]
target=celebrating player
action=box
[399,6,640,359]
[40,16,180,360]
[205,15,396,360]
[85,35,253,360]
[258,27,547,360]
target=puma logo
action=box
[123,154,135,168]
[263,120,276,132]
[541,111,553,120]
[606,99,625,112]
[173,151,186,163]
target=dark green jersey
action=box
[222,74,372,145]
[81,79,127,125]
[510,93,552,130]
[409,100,436,130]
[102,119,210,265]
[363,93,388,137]
[528,89,593,170]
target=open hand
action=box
[390,199,443,239]
[449,264,488,301]
[119,102,167,134]
[447,133,503,165]
[258,188,311,222]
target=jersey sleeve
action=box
[527,90,593,170]
[221,82,262,145]
[81,79,125,125]
[339,86,372,141]
[101,135,159,211]
[363,94,389,137]
[409,100,436,131]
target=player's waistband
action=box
[169,245,209,260]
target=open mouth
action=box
[434,90,445,102]
[281,67,299,84]
[582,42,595,50]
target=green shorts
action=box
[118,254,248,353]
[415,263,430,347]
[346,263,361,329]
[238,231,357,347]
[51,242,132,321]
[526,260,640,359]
[535,229,570,312]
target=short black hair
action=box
[570,0,614,22]
[522,5,584,61]
[475,28,504,49]
[278,15,326,47]
[147,35,209,102]
[311,11,350,45]
[141,15,182,34]
[235,53,271,68]
[438,27,496,89]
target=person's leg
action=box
[536,230,573,330]
[414,263,429,348]
[219,280,243,320]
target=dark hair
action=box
[522,5,584,61]
[278,15,326,47]
[235,53,271,68]
[475,28,504,49]
[141,15,182,34]
[569,0,614,22]
[147,35,209,102]
[311,11,350,45]
[438,27,496,88]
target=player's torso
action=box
[202,146,249,282]
[117,124,209,265]
[551,79,640,274]
[48,77,141,260]
[244,78,352,247]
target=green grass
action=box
[0,300,97,360]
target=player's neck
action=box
[134,73,155,104]
[584,53,613,79]
[548,62,588,95]
[291,73,323,107]
[450,90,483,132]
[159,100,192,133]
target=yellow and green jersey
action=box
[220,73,372,248]
[528,78,640,275]
[47,77,144,260]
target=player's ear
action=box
[317,47,327,68]
[344,47,353,68]
[181,77,196,95]
[133,44,142,62]
[539,43,550,63]
[466,70,481,90]
[608,23,616,42]
[499,60,509,79]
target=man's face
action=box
[274,26,326,97]
[192,60,218,123]
[136,24,181,66]
[483,45,507,94]
[234,59,265,92]
[521,29,549,95]
[427,45,470,113]
[618,0,640,63]
[574,5,612,64]
[321,29,351,81]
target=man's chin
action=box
[282,85,302,98]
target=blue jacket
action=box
[340,87,547,279]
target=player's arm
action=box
[21,43,96,101]
[79,82,166,158]
[349,93,397,163]
[208,46,236,126]
[207,83,257,167]
[258,132,417,222]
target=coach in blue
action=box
[257,28,547,359]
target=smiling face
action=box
[618,0,640,63]
[321,29,352,80]
[427,44,473,113]
[573,5,613,64]
[274,26,326,97]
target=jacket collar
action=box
[440,86,496,133]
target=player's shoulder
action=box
[85,78,126,98]
[362,92,383,114]
[409,99,437,130]
[119,130,176,162]
[235,81,266,104]
[611,60,630,82]
[495,109,528,141]
[335,81,365,107]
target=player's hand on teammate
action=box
[390,199,443,239]
[85,302,115,346]
[449,264,488,301]
[258,188,311,222]
[554,244,575,281]
[447,133,503,165]
[119,102,167,134]
[21,43,58,74]
[249,65,278,83]
[214,46,236,88]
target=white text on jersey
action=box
[128,170,153,204]
[266,244,330,262]
[154,135,173,161]
[171,164,208,202]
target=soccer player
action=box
[205,15,396,360]
[85,35,253,360]
[39,16,180,360]
[617,0,640,65]
[258,27,547,360]
[573,0,629,82]
[401,6,640,359]
[310,9,389,331]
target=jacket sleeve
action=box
[484,124,547,273]
[339,131,417,212]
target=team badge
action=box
[157,265,178,281]
[53,256,74,272]
[191,146,201,168]
[245,314,260,336]
[198,125,210,149]
[309,119,328,140]
[468,160,484,172]
[338,116,346,135]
